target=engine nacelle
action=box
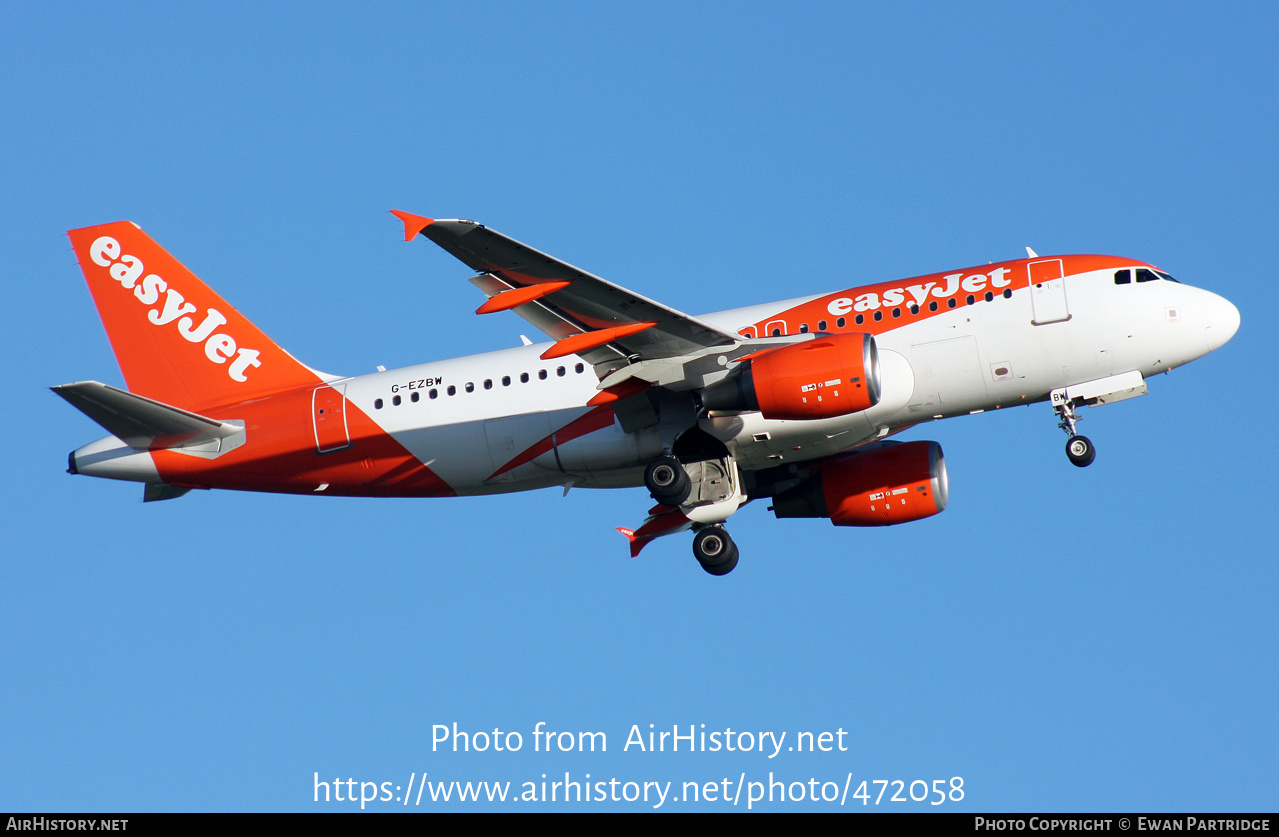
[771,440,948,526]
[702,332,881,421]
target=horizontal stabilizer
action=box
[52,381,241,451]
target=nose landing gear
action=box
[1048,372,1150,468]
[1065,434,1096,468]
[1052,393,1096,468]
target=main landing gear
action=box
[644,454,692,506]
[1052,395,1096,468]
[692,525,739,576]
[644,448,745,575]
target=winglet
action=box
[616,527,641,558]
[390,210,434,241]
[617,506,693,557]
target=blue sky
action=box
[3,2,1276,811]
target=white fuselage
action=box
[329,266,1237,496]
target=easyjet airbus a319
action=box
[55,213,1240,574]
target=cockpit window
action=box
[1119,267,1178,284]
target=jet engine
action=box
[701,332,881,421]
[771,440,948,526]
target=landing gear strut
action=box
[1052,395,1097,468]
[692,525,739,576]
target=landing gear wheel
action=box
[692,526,739,576]
[1066,435,1096,468]
[645,455,691,506]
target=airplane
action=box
[54,213,1240,575]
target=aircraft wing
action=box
[394,213,743,368]
[617,504,694,558]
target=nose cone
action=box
[1202,291,1241,352]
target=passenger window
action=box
[374,398,383,409]
[411,391,419,403]
[818,320,828,331]
[984,291,993,302]
[393,395,401,406]
[873,311,882,321]
[557,366,566,377]
[430,389,438,399]
[465,382,475,393]
[520,372,529,383]
[799,323,809,333]
[575,363,584,373]
[501,376,511,386]
[447,385,456,396]
[538,369,548,380]
[837,317,846,328]
[854,314,863,325]
[929,301,938,312]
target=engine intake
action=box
[702,332,881,421]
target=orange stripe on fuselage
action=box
[486,405,615,481]
[150,388,456,498]
[745,255,1146,338]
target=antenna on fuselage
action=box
[1025,247,1039,258]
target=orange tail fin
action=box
[68,222,322,410]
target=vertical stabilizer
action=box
[67,222,322,410]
